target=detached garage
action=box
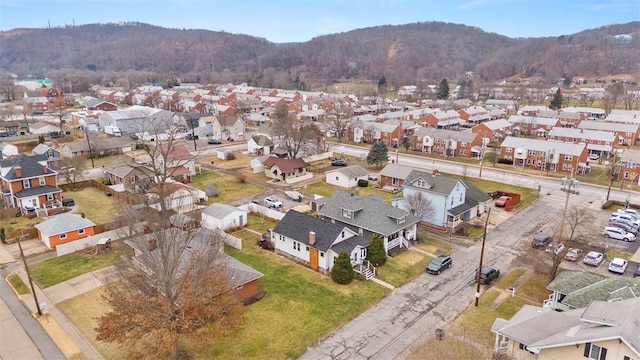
[325,165,369,189]
[34,213,96,249]
[201,203,247,231]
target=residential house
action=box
[507,115,561,137]
[491,298,640,360]
[577,120,639,146]
[263,156,309,183]
[84,99,118,112]
[325,165,369,189]
[153,144,196,182]
[538,110,582,128]
[349,122,403,147]
[395,170,491,229]
[458,105,491,126]
[247,135,274,155]
[471,119,513,142]
[561,106,606,119]
[201,203,248,231]
[124,227,263,304]
[169,213,199,231]
[499,136,589,174]
[270,210,370,274]
[59,141,90,158]
[518,105,550,116]
[420,109,463,129]
[98,106,174,135]
[315,191,420,253]
[102,157,154,192]
[0,154,62,213]
[378,163,416,189]
[411,127,482,158]
[547,127,617,159]
[30,144,61,165]
[544,271,640,311]
[0,120,22,135]
[0,142,18,159]
[618,149,640,185]
[604,109,640,125]
[34,213,96,249]
[211,115,245,141]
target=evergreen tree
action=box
[331,252,356,284]
[38,135,45,144]
[366,141,389,168]
[378,76,387,94]
[550,89,563,110]
[366,235,387,266]
[437,78,450,100]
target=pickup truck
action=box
[476,265,500,284]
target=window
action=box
[306,246,309,251]
[398,216,405,225]
[78,229,85,235]
[279,235,285,241]
[46,193,54,201]
[342,209,352,219]
[293,242,300,251]
[629,162,636,169]
[450,197,453,206]
[565,155,573,161]
[39,177,46,186]
[320,252,324,258]
[505,148,512,153]
[416,179,426,187]
[60,233,67,239]
[624,172,630,179]
[528,150,536,156]
[22,179,30,189]
[460,193,463,201]
[583,342,607,360]
[335,176,339,181]
[341,231,345,238]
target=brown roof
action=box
[153,144,192,161]
[263,157,307,173]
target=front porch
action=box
[353,261,375,280]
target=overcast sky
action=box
[1,0,638,43]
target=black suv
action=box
[476,265,500,284]
[531,234,552,248]
[426,255,452,275]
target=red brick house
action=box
[411,127,482,158]
[499,136,589,174]
[617,149,640,185]
[548,127,618,159]
[471,119,513,142]
[458,105,491,125]
[349,122,403,147]
[577,121,639,147]
[0,154,63,214]
[420,110,463,129]
[507,115,561,137]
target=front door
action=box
[309,248,319,270]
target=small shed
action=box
[201,203,247,231]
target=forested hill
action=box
[1,21,638,86]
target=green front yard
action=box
[190,168,265,204]
[30,245,126,288]
[303,182,401,202]
[376,250,431,287]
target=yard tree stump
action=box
[435,328,444,340]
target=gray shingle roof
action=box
[34,213,96,236]
[0,154,57,180]
[325,165,368,178]
[413,127,478,142]
[14,185,62,198]
[272,210,368,252]
[379,163,415,180]
[501,136,586,156]
[317,191,420,237]
[547,271,640,309]
[202,203,244,219]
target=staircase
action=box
[361,267,375,280]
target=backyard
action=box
[190,168,265,204]
[65,187,119,224]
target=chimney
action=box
[43,165,48,173]
[432,169,439,177]
[15,166,22,178]
[147,239,157,251]
[309,231,316,246]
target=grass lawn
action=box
[246,214,279,234]
[605,249,632,260]
[199,152,252,170]
[190,169,264,204]
[30,244,125,287]
[517,273,552,303]
[6,274,30,295]
[376,250,431,287]
[57,286,126,360]
[66,187,118,224]
[493,268,526,290]
[461,178,537,210]
[0,214,45,234]
[81,155,125,170]
[414,234,454,255]
[211,230,389,359]
[303,181,401,202]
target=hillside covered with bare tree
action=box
[1,21,637,90]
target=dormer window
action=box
[398,216,405,225]
[342,209,352,219]
[416,179,426,188]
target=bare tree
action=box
[95,225,245,359]
[0,75,16,102]
[271,116,321,158]
[404,192,436,221]
[55,157,86,190]
[562,206,594,243]
[330,107,353,143]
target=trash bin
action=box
[435,328,444,340]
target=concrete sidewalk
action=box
[13,266,119,360]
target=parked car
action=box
[634,264,640,278]
[264,196,283,209]
[331,159,348,166]
[546,243,566,255]
[602,226,636,242]
[531,234,552,248]
[367,174,378,181]
[583,251,604,266]
[608,221,638,235]
[185,134,199,140]
[476,265,500,284]
[609,213,640,227]
[608,258,628,274]
[589,153,600,160]
[426,255,453,275]
[564,248,583,261]
[208,137,222,145]
[617,208,639,218]
[495,195,511,207]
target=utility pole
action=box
[16,232,42,316]
[606,152,618,201]
[475,208,491,307]
[85,126,94,168]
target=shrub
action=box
[497,158,513,165]
[235,174,247,183]
[366,235,387,266]
[331,252,356,284]
[357,179,369,187]
[225,152,236,160]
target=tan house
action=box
[491,297,640,360]
[211,115,245,141]
[102,157,154,192]
[263,156,308,183]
